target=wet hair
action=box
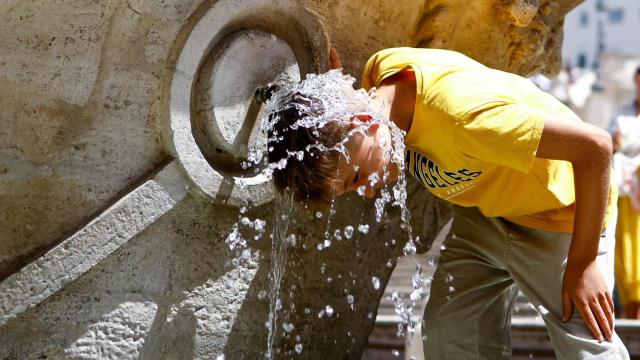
[267,93,350,208]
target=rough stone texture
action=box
[0,0,581,358]
[0,0,193,279]
[0,161,186,325]
[305,0,583,78]
[0,195,261,359]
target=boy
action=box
[267,47,629,358]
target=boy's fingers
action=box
[601,294,614,337]
[607,291,615,317]
[562,291,572,322]
[592,302,613,342]
[578,304,603,342]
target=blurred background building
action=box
[535,0,640,129]
[563,0,640,69]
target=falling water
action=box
[265,192,295,360]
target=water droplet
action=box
[357,186,366,196]
[428,256,437,267]
[258,290,267,300]
[368,172,380,187]
[392,349,400,357]
[295,343,303,353]
[325,305,334,317]
[216,355,225,360]
[254,219,266,232]
[344,226,354,239]
[283,322,295,333]
[403,240,416,256]
[372,276,381,290]
[357,224,369,234]
[323,239,331,248]
[445,273,454,284]
[286,234,296,246]
[315,211,323,218]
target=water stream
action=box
[266,192,295,360]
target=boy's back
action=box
[362,47,617,233]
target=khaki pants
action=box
[423,205,629,359]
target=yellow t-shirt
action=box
[362,47,616,233]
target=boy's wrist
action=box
[566,255,596,270]
[566,240,598,268]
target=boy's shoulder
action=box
[369,47,484,67]
[363,47,486,90]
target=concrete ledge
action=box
[0,161,188,325]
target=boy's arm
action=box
[536,115,614,342]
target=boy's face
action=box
[333,123,398,198]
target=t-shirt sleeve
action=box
[362,48,417,91]
[453,101,546,174]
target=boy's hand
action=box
[329,47,342,69]
[562,259,614,342]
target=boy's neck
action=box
[374,71,417,133]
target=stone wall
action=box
[0,0,582,358]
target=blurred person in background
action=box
[608,66,640,319]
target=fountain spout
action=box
[254,83,280,104]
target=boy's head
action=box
[265,72,397,208]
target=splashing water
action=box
[224,69,435,357]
